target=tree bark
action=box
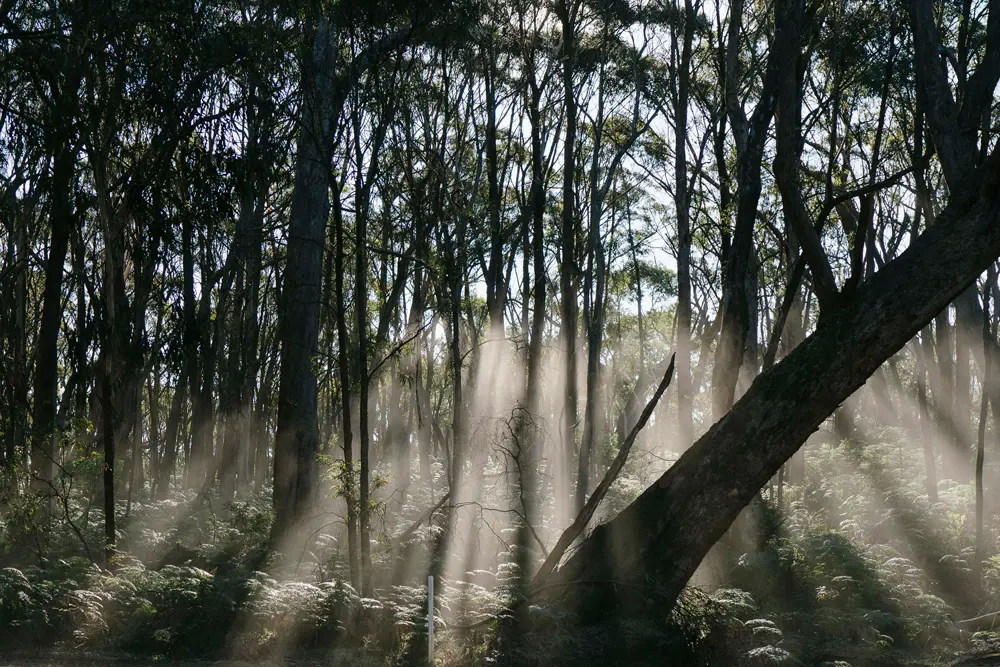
[484,39,506,337]
[272,15,337,543]
[7,201,27,468]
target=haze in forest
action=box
[2,0,1000,665]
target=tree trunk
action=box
[545,166,1000,614]
[975,266,992,582]
[557,0,580,505]
[916,333,938,503]
[180,209,201,491]
[156,373,187,500]
[7,205,27,468]
[675,0,696,450]
[356,163,372,595]
[711,0,782,418]
[31,145,74,491]
[102,357,117,563]
[579,35,608,512]
[333,185,360,590]
[272,15,337,543]
[484,42,506,337]
[508,59,548,596]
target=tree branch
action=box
[531,354,675,590]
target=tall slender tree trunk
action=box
[147,372,161,496]
[8,208,27,468]
[273,15,337,543]
[156,373,187,500]
[356,156,373,596]
[557,0,580,506]
[578,39,608,512]
[957,286,977,431]
[711,0,780,418]
[675,0,696,450]
[126,379,144,515]
[181,212,201,490]
[96,170,127,564]
[975,267,992,582]
[522,69,547,558]
[31,145,74,491]
[333,188,360,590]
[916,333,938,503]
[484,43,506,337]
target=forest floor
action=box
[0,651,383,666]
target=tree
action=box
[544,0,1000,603]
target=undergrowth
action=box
[3,426,1000,666]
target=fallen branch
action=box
[958,611,1000,632]
[530,354,676,590]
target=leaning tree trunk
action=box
[542,160,1000,615]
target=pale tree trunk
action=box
[916,332,938,503]
[975,265,993,583]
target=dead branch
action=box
[390,491,451,550]
[529,354,676,590]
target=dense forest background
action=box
[3,0,1000,665]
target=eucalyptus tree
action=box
[545,0,1000,615]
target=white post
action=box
[427,574,435,663]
